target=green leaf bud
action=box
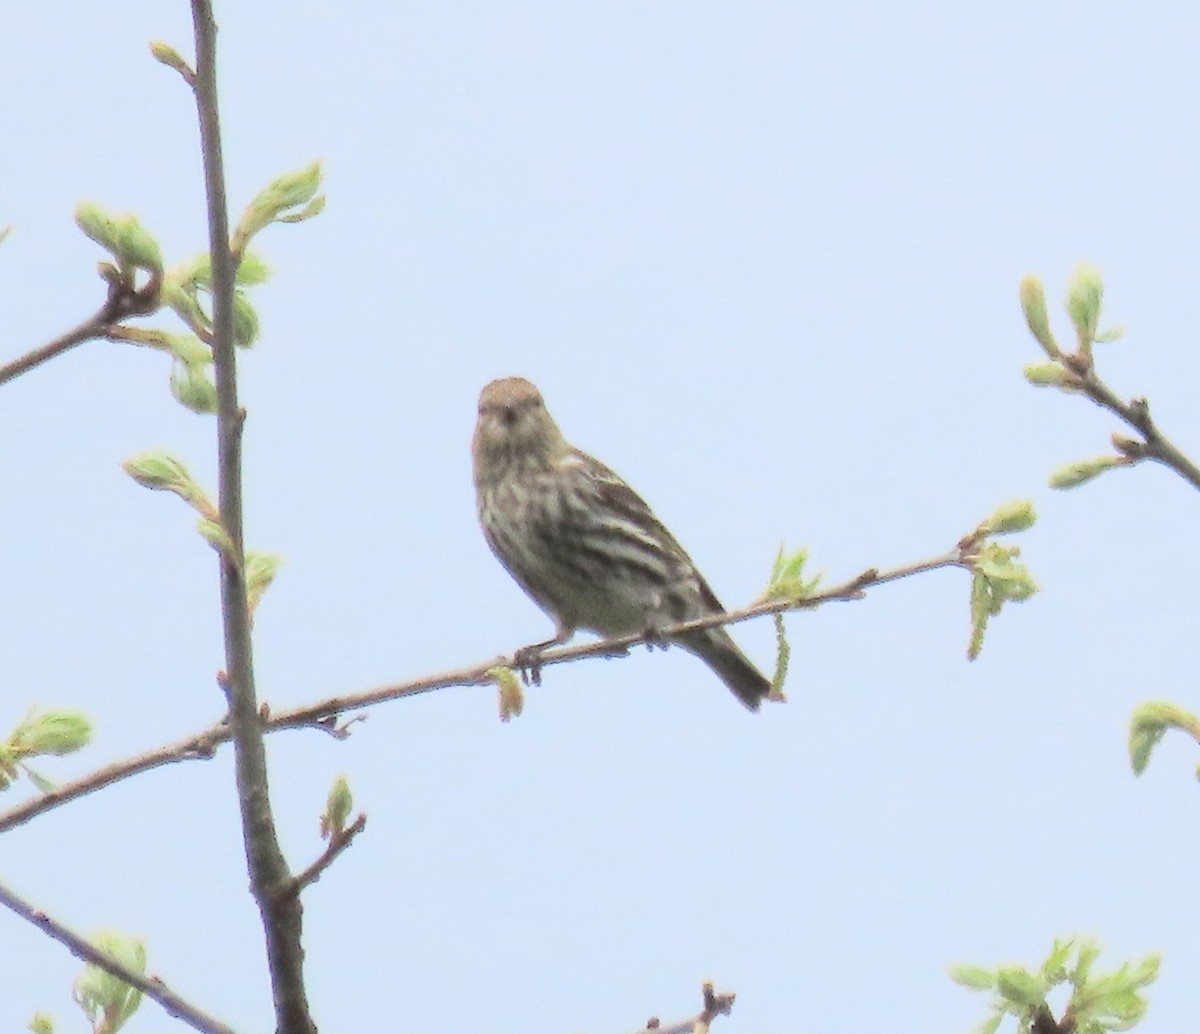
[10,710,92,758]
[113,215,163,276]
[948,965,995,990]
[1019,275,1060,357]
[73,932,145,1029]
[323,776,353,837]
[978,500,1036,536]
[149,41,191,76]
[196,518,234,557]
[490,666,524,721]
[245,553,284,616]
[1023,361,1074,388]
[121,450,194,493]
[994,966,1045,1008]
[1066,263,1104,348]
[231,291,260,347]
[1048,455,1126,489]
[74,202,120,254]
[170,360,218,414]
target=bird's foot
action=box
[513,643,548,686]
[512,627,574,686]
[640,623,672,653]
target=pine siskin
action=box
[472,376,772,711]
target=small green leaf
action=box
[973,1013,1003,1034]
[276,194,326,224]
[765,545,820,602]
[245,553,284,617]
[322,776,353,837]
[1094,326,1124,344]
[75,202,121,255]
[149,41,191,77]
[122,450,215,516]
[1128,701,1199,775]
[235,252,271,286]
[122,450,193,493]
[995,966,1046,1009]
[165,332,212,366]
[174,252,213,289]
[1019,275,1060,357]
[977,499,1037,537]
[490,666,524,721]
[1072,938,1101,986]
[231,161,324,254]
[73,932,146,1032]
[170,360,218,414]
[160,278,210,332]
[9,710,92,758]
[1130,953,1161,986]
[1049,455,1128,490]
[196,518,234,557]
[1042,936,1074,982]
[232,291,260,347]
[113,215,163,276]
[1066,263,1104,350]
[27,1012,55,1034]
[949,965,995,991]
[1023,361,1075,388]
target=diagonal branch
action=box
[0,878,235,1034]
[188,2,315,1033]
[0,548,968,834]
[0,277,160,386]
[1060,353,1200,491]
[289,813,368,896]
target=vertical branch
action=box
[188,3,316,1032]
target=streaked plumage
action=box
[472,376,771,711]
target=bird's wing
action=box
[565,448,727,615]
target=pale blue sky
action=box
[2,3,1199,1032]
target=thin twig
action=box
[0,277,159,386]
[1064,355,1200,491]
[0,548,967,834]
[188,2,316,1033]
[0,724,225,833]
[0,878,236,1034]
[289,814,368,896]
[640,982,736,1034]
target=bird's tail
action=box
[677,627,772,711]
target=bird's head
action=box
[472,376,569,481]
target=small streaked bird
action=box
[472,376,772,711]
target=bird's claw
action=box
[641,624,671,652]
[513,644,547,686]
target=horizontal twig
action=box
[0,549,968,833]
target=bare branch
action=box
[0,724,225,833]
[188,2,316,1032]
[0,546,971,835]
[639,982,736,1034]
[0,879,235,1034]
[1062,353,1200,491]
[290,814,368,896]
[0,277,159,386]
